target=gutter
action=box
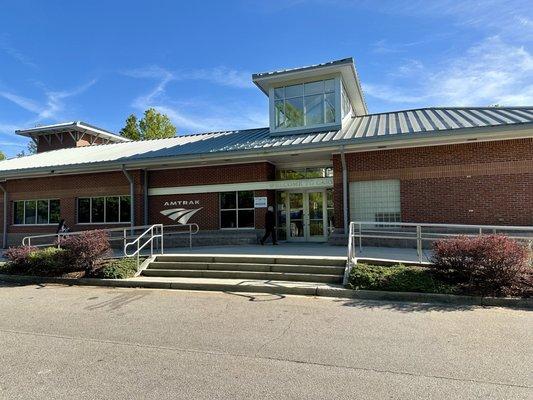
[340,146,349,233]
[1,124,533,180]
[0,182,7,248]
[122,166,135,228]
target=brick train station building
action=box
[0,58,532,247]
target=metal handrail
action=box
[124,224,164,268]
[344,221,533,285]
[21,222,199,249]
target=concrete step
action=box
[141,268,343,284]
[154,254,346,267]
[147,261,344,275]
[131,276,348,297]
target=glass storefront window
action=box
[77,196,131,224]
[13,199,60,225]
[273,79,336,129]
[220,191,255,229]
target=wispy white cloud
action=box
[0,79,97,122]
[123,65,254,90]
[364,36,533,108]
[0,34,38,69]
[125,65,263,132]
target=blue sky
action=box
[0,0,532,156]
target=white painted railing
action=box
[21,223,199,249]
[344,221,533,285]
[124,224,164,268]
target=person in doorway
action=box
[260,206,277,245]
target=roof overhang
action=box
[15,121,131,143]
[2,124,531,180]
[252,57,368,115]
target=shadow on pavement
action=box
[335,298,478,313]
[223,291,287,302]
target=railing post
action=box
[123,229,127,251]
[161,225,164,255]
[358,222,362,253]
[416,225,422,263]
[189,224,192,249]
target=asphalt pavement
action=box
[0,282,531,399]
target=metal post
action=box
[189,224,192,248]
[358,222,362,252]
[416,225,422,263]
[340,146,349,235]
[161,225,164,254]
[0,182,8,249]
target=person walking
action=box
[260,206,277,245]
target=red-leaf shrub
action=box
[59,230,111,272]
[430,235,532,297]
[4,245,38,269]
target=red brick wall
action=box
[3,170,144,240]
[149,162,275,187]
[333,138,533,229]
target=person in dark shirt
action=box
[56,219,69,234]
[260,206,277,245]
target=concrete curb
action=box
[0,273,531,310]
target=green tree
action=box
[0,150,6,161]
[139,108,176,139]
[16,141,37,157]
[119,114,141,141]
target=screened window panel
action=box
[349,180,401,223]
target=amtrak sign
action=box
[160,199,202,224]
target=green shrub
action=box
[348,263,456,294]
[94,258,139,279]
[26,247,68,274]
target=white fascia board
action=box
[149,177,333,196]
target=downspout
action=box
[0,182,7,248]
[340,146,349,234]
[143,170,148,226]
[122,166,135,229]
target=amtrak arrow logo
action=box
[160,208,203,224]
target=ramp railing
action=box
[124,224,164,268]
[344,221,533,285]
[21,223,199,250]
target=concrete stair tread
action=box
[129,276,349,296]
[154,254,346,266]
[148,261,344,272]
[141,268,342,283]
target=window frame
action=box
[76,195,131,225]
[219,191,255,230]
[269,75,342,134]
[12,199,61,226]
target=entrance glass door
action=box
[307,191,325,241]
[288,192,305,240]
[285,190,327,242]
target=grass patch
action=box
[93,257,142,279]
[348,263,457,294]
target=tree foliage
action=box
[120,108,176,140]
[0,151,6,161]
[16,141,37,158]
[119,114,141,141]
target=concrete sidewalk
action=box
[121,243,432,264]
